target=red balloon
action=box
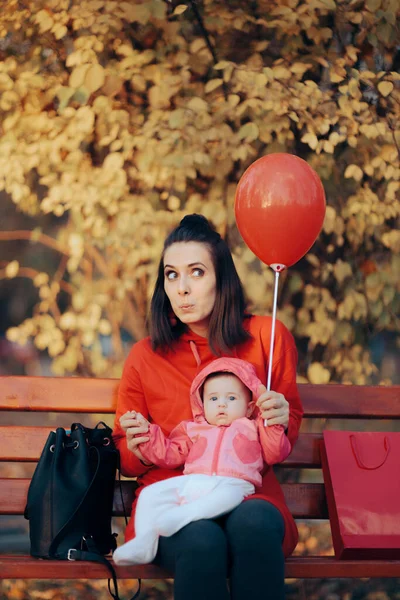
[234,153,326,269]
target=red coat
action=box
[113,315,303,557]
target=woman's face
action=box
[163,241,217,337]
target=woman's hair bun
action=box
[180,214,216,231]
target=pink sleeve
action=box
[257,416,291,465]
[139,421,193,469]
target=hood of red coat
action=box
[189,357,263,422]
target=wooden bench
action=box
[1,376,400,583]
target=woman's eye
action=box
[192,268,204,277]
[165,271,177,281]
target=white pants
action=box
[113,474,255,565]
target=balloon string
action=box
[265,269,280,427]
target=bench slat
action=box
[0,427,322,467]
[0,377,119,413]
[1,377,399,417]
[0,555,400,579]
[0,479,327,519]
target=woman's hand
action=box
[256,384,289,430]
[119,410,152,465]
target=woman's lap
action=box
[154,499,286,600]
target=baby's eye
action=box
[165,270,177,281]
[192,268,204,277]
[210,396,218,402]
[228,396,236,401]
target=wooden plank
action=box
[1,376,399,417]
[0,479,328,519]
[0,555,400,579]
[0,376,119,413]
[0,427,323,467]
[299,384,400,418]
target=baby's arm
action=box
[257,417,291,465]
[138,418,193,469]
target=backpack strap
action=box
[59,540,141,600]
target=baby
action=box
[113,357,291,565]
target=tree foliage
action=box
[0,0,399,383]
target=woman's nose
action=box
[178,276,189,295]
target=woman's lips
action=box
[179,304,194,310]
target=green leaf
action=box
[57,86,75,112]
[72,86,90,105]
[377,22,394,44]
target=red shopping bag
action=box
[321,431,400,559]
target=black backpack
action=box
[24,421,140,600]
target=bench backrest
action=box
[1,377,399,521]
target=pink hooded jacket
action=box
[139,358,291,487]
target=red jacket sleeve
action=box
[139,421,193,469]
[112,350,152,478]
[257,418,291,465]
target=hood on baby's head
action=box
[189,357,263,422]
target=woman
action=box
[113,214,303,600]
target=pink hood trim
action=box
[190,357,262,423]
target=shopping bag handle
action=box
[350,434,390,470]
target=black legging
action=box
[153,499,285,600]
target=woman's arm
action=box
[112,353,153,477]
[139,421,193,469]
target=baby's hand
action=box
[120,410,150,434]
[119,410,151,463]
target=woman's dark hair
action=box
[150,214,251,354]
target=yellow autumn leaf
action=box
[84,64,106,93]
[173,4,188,15]
[187,97,208,112]
[272,66,291,79]
[307,362,331,384]
[228,94,240,107]
[103,152,124,171]
[238,122,259,142]
[205,79,223,93]
[5,260,19,278]
[214,61,232,70]
[319,0,336,9]
[6,327,20,343]
[291,63,312,74]
[377,81,393,97]
[33,273,49,287]
[301,133,318,150]
[69,64,90,89]
[333,260,352,284]
[190,38,206,54]
[99,319,112,335]
[344,164,363,181]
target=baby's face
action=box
[203,374,253,426]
